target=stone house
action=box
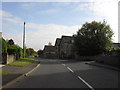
[43,45,57,59]
[55,38,61,58]
[58,35,75,59]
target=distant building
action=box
[43,45,57,59]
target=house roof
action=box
[61,35,72,39]
[43,45,57,53]
[60,35,72,43]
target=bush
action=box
[0,38,7,53]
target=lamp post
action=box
[23,22,25,58]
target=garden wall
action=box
[2,53,19,64]
[95,56,120,66]
[75,54,120,67]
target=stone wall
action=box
[95,56,120,66]
[7,55,16,64]
[2,53,17,64]
[75,54,96,61]
[75,54,120,67]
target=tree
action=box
[37,49,43,57]
[73,20,113,56]
[7,39,22,57]
[0,38,7,53]
[7,39,14,45]
[26,48,36,56]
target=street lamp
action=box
[23,22,26,58]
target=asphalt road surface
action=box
[9,58,119,89]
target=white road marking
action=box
[62,64,94,90]
[62,64,65,66]
[67,67,74,73]
[77,76,95,90]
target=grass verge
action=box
[8,58,37,67]
[0,71,12,75]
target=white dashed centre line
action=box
[67,67,74,73]
[62,64,65,66]
[77,76,95,90]
[61,64,94,90]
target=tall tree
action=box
[26,48,36,56]
[7,39,14,45]
[37,49,43,57]
[73,20,113,56]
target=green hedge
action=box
[0,38,7,53]
[7,44,23,57]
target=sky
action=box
[0,0,119,51]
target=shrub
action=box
[0,38,7,53]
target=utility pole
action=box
[23,22,25,58]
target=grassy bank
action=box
[0,71,12,75]
[8,58,37,67]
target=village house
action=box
[43,45,57,59]
[58,35,75,59]
[55,38,61,58]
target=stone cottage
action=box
[58,35,75,59]
[43,45,57,59]
[55,38,61,58]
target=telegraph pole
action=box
[23,22,25,58]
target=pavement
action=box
[85,61,120,71]
[1,60,40,88]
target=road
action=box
[9,58,119,89]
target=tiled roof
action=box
[43,45,57,53]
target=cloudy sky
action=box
[1,0,119,51]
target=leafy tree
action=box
[37,49,43,57]
[7,39,14,45]
[0,38,7,53]
[73,20,113,56]
[6,39,22,56]
[26,48,36,56]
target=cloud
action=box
[0,10,12,17]
[40,9,58,14]
[71,0,119,42]
[1,10,23,25]
[92,0,118,42]
[72,3,93,12]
